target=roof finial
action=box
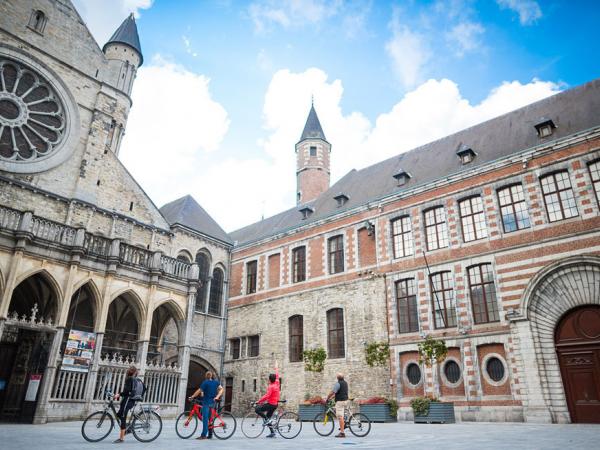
[311,94,314,107]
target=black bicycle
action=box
[241,400,302,439]
[81,389,163,442]
[313,399,371,437]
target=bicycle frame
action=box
[186,401,227,431]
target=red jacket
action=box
[258,369,280,405]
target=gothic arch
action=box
[108,288,146,323]
[151,297,185,322]
[11,268,63,320]
[70,278,102,319]
[521,255,600,422]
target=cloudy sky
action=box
[73,0,600,232]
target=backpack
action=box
[131,377,145,400]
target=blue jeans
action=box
[201,401,214,437]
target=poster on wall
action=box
[61,329,96,373]
[24,374,42,402]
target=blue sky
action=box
[74,0,600,231]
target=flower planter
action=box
[298,404,326,421]
[359,403,397,423]
[414,402,455,424]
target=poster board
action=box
[61,329,96,372]
[24,374,42,402]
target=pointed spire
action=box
[103,13,144,65]
[300,103,327,141]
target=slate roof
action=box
[300,104,327,141]
[160,195,232,245]
[230,78,600,246]
[103,13,143,65]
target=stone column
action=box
[84,332,104,413]
[33,327,65,424]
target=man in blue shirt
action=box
[189,371,223,439]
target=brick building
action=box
[225,81,600,424]
[0,0,230,423]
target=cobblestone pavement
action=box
[0,420,599,449]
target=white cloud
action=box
[446,21,485,56]
[182,35,198,57]
[72,0,153,45]
[120,55,229,207]
[248,0,342,33]
[385,23,430,89]
[496,0,542,25]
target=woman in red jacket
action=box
[255,363,280,438]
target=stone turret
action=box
[295,104,331,204]
[102,13,143,96]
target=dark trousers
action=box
[255,403,277,430]
[117,398,135,430]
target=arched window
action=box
[208,268,224,316]
[195,251,210,312]
[327,308,345,359]
[176,252,191,263]
[29,10,47,33]
[289,315,303,362]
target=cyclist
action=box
[113,365,145,443]
[255,361,280,438]
[326,372,349,438]
[189,371,223,440]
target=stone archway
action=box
[522,256,600,423]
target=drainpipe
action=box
[218,257,232,380]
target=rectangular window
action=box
[459,196,488,242]
[230,338,240,360]
[391,216,414,258]
[424,207,448,251]
[395,278,418,333]
[589,160,600,205]
[246,260,257,294]
[289,315,304,362]
[430,272,456,329]
[253,379,257,392]
[540,171,579,222]
[292,246,306,283]
[497,184,531,233]
[241,380,245,393]
[468,264,500,324]
[248,335,260,357]
[327,308,345,359]
[328,235,344,274]
[310,146,317,157]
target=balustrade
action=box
[144,362,181,405]
[119,243,153,269]
[0,206,21,231]
[160,255,191,278]
[30,216,77,245]
[52,368,88,400]
[83,233,111,257]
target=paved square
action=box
[1,420,599,450]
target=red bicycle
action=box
[175,399,237,440]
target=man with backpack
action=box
[113,365,146,443]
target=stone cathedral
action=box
[1,0,600,426]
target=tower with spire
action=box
[295,103,331,204]
[102,13,143,96]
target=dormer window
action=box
[299,205,314,220]
[534,118,556,138]
[456,144,476,165]
[309,146,317,157]
[28,10,47,34]
[393,169,412,186]
[333,193,349,207]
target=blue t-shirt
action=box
[200,379,220,405]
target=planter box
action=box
[298,404,326,421]
[414,402,455,424]
[359,403,397,423]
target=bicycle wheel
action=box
[348,412,371,437]
[81,411,114,442]
[276,411,302,439]
[175,411,198,439]
[313,411,335,436]
[211,411,237,440]
[132,409,163,442]
[241,411,265,438]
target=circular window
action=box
[444,360,461,384]
[406,363,421,385]
[486,357,505,382]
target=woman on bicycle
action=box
[113,365,145,443]
[189,371,223,440]
[255,361,280,438]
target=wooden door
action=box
[224,377,233,412]
[555,306,600,423]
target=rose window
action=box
[0,57,66,162]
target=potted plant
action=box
[411,335,455,423]
[298,395,326,421]
[359,396,397,422]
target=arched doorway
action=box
[555,306,600,423]
[185,360,208,410]
[148,303,181,366]
[0,272,59,422]
[103,292,141,360]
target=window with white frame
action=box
[424,207,448,251]
[497,184,531,233]
[391,216,414,258]
[459,196,488,242]
[540,171,579,222]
